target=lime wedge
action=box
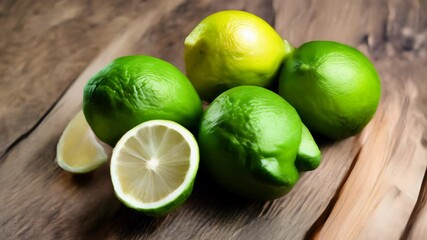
[56,110,110,174]
[110,120,199,215]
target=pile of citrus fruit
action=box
[56,10,381,215]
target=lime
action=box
[198,86,320,200]
[56,110,110,174]
[279,41,381,140]
[295,124,321,171]
[110,120,199,215]
[185,10,291,101]
[83,55,203,146]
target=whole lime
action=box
[185,10,292,102]
[198,86,319,200]
[83,55,203,146]
[279,41,381,140]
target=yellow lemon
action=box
[185,10,291,101]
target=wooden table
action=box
[1,0,426,239]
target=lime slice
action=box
[110,120,199,215]
[56,110,110,174]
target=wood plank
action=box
[406,169,427,239]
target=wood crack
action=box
[0,79,75,163]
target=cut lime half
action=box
[110,120,199,215]
[56,110,110,174]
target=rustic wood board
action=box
[1,0,426,239]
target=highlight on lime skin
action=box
[298,63,311,72]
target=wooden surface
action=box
[1,0,426,239]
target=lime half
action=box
[110,120,199,215]
[56,110,110,174]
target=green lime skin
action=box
[119,175,196,217]
[279,41,381,140]
[83,55,203,146]
[133,181,195,217]
[295,124,321,171]
[198,86,305,200]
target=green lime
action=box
[279,41,381,140]
[295,124,321,171]
[185,10,292,102]
[110,120,199,216]
[83,55,203,146]
[198,86,320,200]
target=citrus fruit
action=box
[279,41,381,140]
[185,10,292,101]
[110,120,199,215]
[198,86,320,200]
[83,55,203,146]
[295,124,321,171]
[56,110,110,174]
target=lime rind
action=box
[295,124,321,171]
[278,41,381,140]
[83,55,203,146]
[110,120,199,215]
[198,86,308,200]
[283,39,295,60]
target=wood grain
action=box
[1,0,426,239]
[0,0,188,238]
[0,0,183,157]
[407,169,427,239]
[316,59,427,239]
